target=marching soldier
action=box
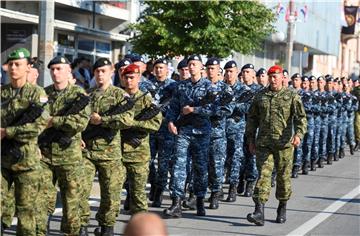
[246,65,307,226]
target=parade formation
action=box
[1,47,360,236]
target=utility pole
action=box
[285,0,295,74]
[38,0,54,87]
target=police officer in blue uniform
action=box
[309,75,321,171]
[325,75,337,165]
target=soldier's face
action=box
[7,58,30,82]
[242,68,255,83]
[301,81,309,90]
[94,65,113,87]
[188,60,202,77]
[123,73,140,90]
[224,67,238,84]
[257,74,268,87]
[310,80,317,90]
[178,67,189,80]
[292,78,302,89]
[154,63,168,80]
[269,73,283,91]
[50,64,71,84]
[206,65,220,80]
[326,82,333,90]
[282,76,289,87]
[318,80,325,89]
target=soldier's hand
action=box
[182,105,194,115]
[80,139,86,149]
[291,135,301,147]
[90,112,102,125]
[0,128,6,139]
[168,122,178,135]
[249,143,256,155]
[47,117,54,128]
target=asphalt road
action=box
[3,148,360,236]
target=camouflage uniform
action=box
[351,86,360,143]
[334,91,344,157]
[246,87,307,204]
[311,90,322,165]
[80,85,134,227]
[39,84,91,235]
[1,82,49,235]
[326,91,337,158]
[318,91,330,163]
[300,89,314,170]
[121,90,162,214]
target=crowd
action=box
[1,47,360,236]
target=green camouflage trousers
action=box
[1,183,15,228]
[355,111,360,142]
[79,158,126,226]
[37,162,83,235]
[1,167,42,236]
[253,146,294,204]
[123,161,149,214]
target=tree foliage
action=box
[129,0,276,58]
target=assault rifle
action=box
[38,93,90,149]
[229,89,256,122]
[121,128,148,149]
[134,93,172,121]
[2,102,46,162]
[82,92,148,143]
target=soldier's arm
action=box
[245,97,260,145]
[292,93,307,140]
[5,88,50,142]
[165,87,181,123]
[132,96,163,132]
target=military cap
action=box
[153,58,168,67]
[122,64,140,76]
[205,57,220,66]
[93,58,112,71]
[301,76,309,82]
[7,48,30,62]
[317,76,325,81]
[177,58,188,69]
[326,76,334,82]
[309,76,316,81]
[224,60,237,69]
[187,54,202,63]
[291,73,301,80]
[241,63,255,72]
[283,69,289,76]
[47,56,70,68]
[125,53,145,63]
[116,58,132,70]
[267,65,283,75]
[30,62,41,72]
[256,68,267,77]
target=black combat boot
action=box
[151,187,163,208]
[302,161,309,175]
[196,197,206,216]
[237,179,245,194]
[354,141,360,151]
[226,184,237,202]
[209,192,219,209]
[244,181,255,197]
[247,201,265,226]
[182,192,196,210]
[94,226,114,236]
[327,153,333,165]
[291,165,300,178]
[163,197,182,218]
[334,151,339,161]
[318,158,324,168]
[310,159,317,171]
[350,144,355,155]
[339,148,345,159]
[79,226,89,236]
[148,184,156,201]
[275,201,287,223]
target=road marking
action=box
[287,185,360,236]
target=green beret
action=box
[93,58,112,71]
[47,56,70,68]
[7,48,30,62]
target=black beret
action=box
[291,73,301,80]
[205,57,220,66]
[326,76,334,82]
[187,54,202,63]
[317,76,325,81]
[283,69,289,76]
[93,58,112,71]
[241,63,255,71]
[153,58,168,67]
[301,76,309,82]
[47,56,70,68]
[309,76,316,81]
[116,58,132,70]
[256,68,267,77]
[224,60,237,69]
[177,59,188,69]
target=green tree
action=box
[129,0,276,58]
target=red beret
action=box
[122,64,140,76]
[268,65,283,75]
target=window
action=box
[58,33,75,48]
[78,39,95,52]
[96,41,111,54]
